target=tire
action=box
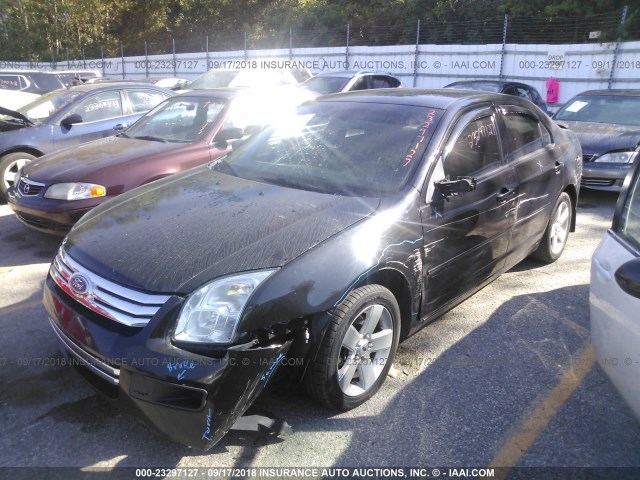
[306,284,401,410]
[0,152,36,201]
[531,192,572,263]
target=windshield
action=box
[554,95,640,125]
[189,71,239,89]
[212,101,443,196]
[125,96,228,142]
[301,76,350,95]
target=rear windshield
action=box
[212,101,444,197]
[301,76,350,95]
[189,71,239,89]
[555,95,640,125]
[28,73,65,91]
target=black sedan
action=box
[553,89,640,191]
[44,89,582,449]
[0,83,174,200]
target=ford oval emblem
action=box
[68,273,92,296]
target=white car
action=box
[590,161,640,419]
[0,89,40,110]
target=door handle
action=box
[113,123,127,132]
[496,187,516,202]
[554,161,563,174]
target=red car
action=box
[7,87,312,234]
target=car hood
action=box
[0,106,33,131]
[558,121,640,156]
[23,136,186,184]
[64,166,380,294]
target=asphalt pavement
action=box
[1,189,639,479]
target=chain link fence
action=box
[4,8,631,63]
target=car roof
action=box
[574,89,640,96]
[315,88,515,109]
[174,88,239,99]
[314,70,394,77]
[63,82,173,93]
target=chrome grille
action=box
[50,248,171,328]
[49,318,120,385]
[18,176,45,196]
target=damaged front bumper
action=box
[43,275,292,450]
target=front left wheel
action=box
[306,284,401,410]
[0,152,36,201]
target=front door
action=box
[420,107,519,317]
[54,90,125,149]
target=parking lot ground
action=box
[1,189,640,479]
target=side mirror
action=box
[61,113,83,128]
[212,127,244,148]
[615,258,640,299]
[435,176,477,198]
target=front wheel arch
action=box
[305,284,401,410]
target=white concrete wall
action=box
[3,40,639,109]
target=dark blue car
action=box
[0,82,174,199]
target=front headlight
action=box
[44,182,106,200]
[593,151,637,164]
[173,269,277,344]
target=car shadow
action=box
[322,284,640,468]
[0,207,62,268]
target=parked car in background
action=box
[0,70,68,109]
[0,70,66,94]
[591,159,640,419]
[553,89,640,191]
[0,90,41,110]
[7,87,312,233]
[44,89,581,450]
[300,71,402,95]
[444,80,549,113]
[184,67,311,92]
[0,82,173,200]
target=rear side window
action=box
[350,77,369,91]
[0,75,22,91]
[127,89,167,113]
[443,116,501,178]
[617,173,640,250]
[372,76,400,88]
[73,91,123,122]
[501,114,545,159]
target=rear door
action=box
[497,106,561,262]
[591,163,640,417]
[420,107,519,316]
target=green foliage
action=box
[0,0,636,61]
